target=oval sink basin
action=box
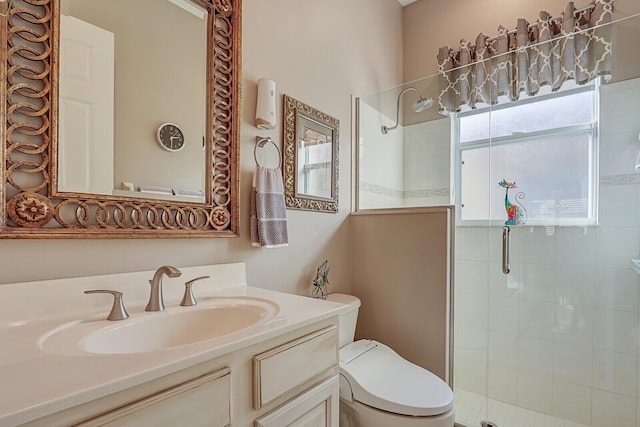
[40,297,279,355]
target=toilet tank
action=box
[327,293,361,348]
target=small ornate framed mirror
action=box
[0,0,241,238]
[282,95,339,213]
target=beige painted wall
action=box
[0,0,403,297]
[350,210,453,380]
[403,0,640,82]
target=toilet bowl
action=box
[327,293,454,427]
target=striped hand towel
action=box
[251,165,288,248]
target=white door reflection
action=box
[58,15,115,195]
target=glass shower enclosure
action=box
[356,13,640,427]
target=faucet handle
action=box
[84,290,130,321]
[180,276,210,307]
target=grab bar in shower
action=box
[502,226,511,275]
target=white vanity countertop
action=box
[0,263,346,426]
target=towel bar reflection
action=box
[254,137,282,168]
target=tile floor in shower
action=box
[455,389,590,427]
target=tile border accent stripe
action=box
[360,181,449,199]
[601,173,640,185]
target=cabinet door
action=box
[253,326,337,409]
[76,368,231,427]
[255,376,339,427]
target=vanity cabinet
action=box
[76,368,231,427]
[253,326,337,409]
[0,263,346,427]
[18,319,339,427]
[253,326,339,427]
[255,377,339,427]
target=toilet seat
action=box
[339,340,454,417]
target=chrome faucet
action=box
[145,265,182,311]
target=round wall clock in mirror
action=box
[157,123,185,152]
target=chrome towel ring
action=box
[254,136,282,168]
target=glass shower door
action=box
[454,27,640,425]
[454,79,600,425]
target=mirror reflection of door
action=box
[58,15,115,194]
[296,115,334,200]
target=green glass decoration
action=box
[312,260,330,299]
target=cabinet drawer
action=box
[254,376,339,427]
[76,367,231,427]
[253,326,337,409]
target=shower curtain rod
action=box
[447,1,614,57]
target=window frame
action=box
[453,83,600,227]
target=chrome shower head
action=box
[412,97,434,113]
[381,87,433,134]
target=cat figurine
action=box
[498,179,527,225]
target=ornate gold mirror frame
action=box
[0,0,240,238]
[283,94,339,213]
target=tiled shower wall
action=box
[454,77,640,426]
[358,101,404,209]
[403,119,450,207]
[358,101,450,209]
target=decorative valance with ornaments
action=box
[437,0,613,113]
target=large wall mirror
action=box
[0,0,241,238]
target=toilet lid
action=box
[339,340,454,417]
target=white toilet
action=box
[327,293,454,427]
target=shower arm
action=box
[381,87,425,135]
